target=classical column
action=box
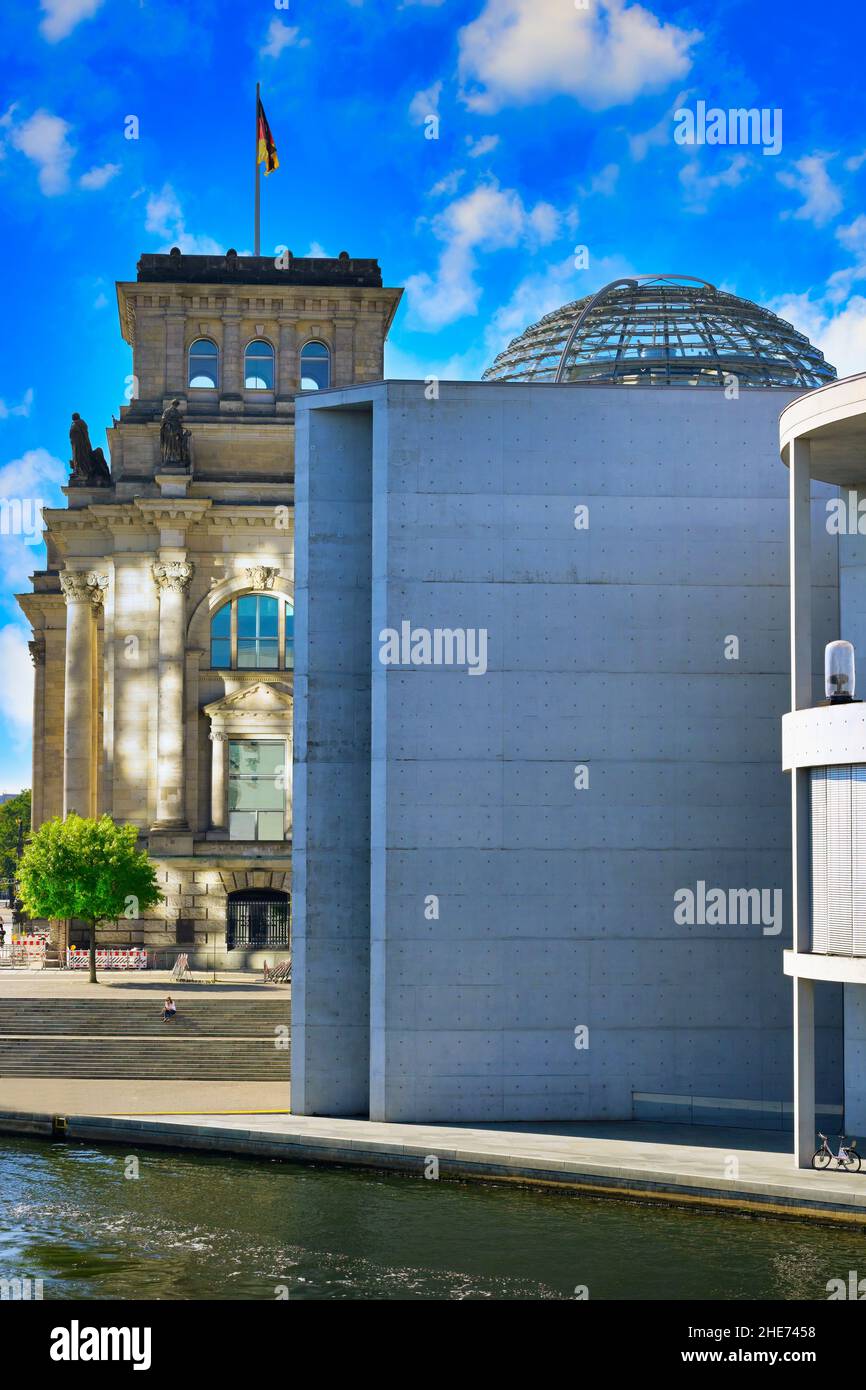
[60,571,107,818]
[152,559,194,830]
[28,637,45,828]
[277,318,299,399]
[221,312,242,398]
[164,311,186,397]
[209,730,228,832]
[334,317,355,387]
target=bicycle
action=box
[812,1132,861,1172]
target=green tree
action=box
[18,815,162,983]
[0,790,31,892]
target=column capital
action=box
[209,729,228,742]
[60,571,108,607]
[28,636,45,666]
[153,560,194,595]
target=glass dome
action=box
[483,274,836,388]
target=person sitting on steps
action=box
[161,994,177,1023]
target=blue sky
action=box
[1,0,865,789]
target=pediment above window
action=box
[204,681,293,719]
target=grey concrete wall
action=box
[844,984,866,1135]
[837,495,866,1137]
[291,400,377,1116]
[296,380,842,1124]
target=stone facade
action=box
[17,249,402,966]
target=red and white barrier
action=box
[66,947,148,970]
[11,936,46,958]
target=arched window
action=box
[210,593,294,670]
[189,338,219,388]
[300,340,330,390]
[244,338,275,390]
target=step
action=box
[0,1037,290,1080]
[0,1003,291,1037]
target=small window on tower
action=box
[300,341,330,391]
[244,339,275,390]
[189,338,219,389]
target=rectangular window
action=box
[228,740,286,841]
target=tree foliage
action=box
[0,789,31,885]
[18,815,162,981]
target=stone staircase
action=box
[0,998,291,1080]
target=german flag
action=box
[257,96,279,175]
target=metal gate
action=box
[226,889,290,950]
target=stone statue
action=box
[68,413,111,487]
[160,398,192,469]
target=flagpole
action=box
[254,80,261,256]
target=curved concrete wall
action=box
[783,705,866,769]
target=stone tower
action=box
[17,248,402,964]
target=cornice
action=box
[135,498,213,523]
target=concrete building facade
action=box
[781,373,866,1164]
[293,374,843,1124]
[17,249,401,964]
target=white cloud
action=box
[145,183,223,255]
[0,620,35,795]
[815,218,866,305]
[79,161,120,190]
[628,88,690,160]
[0,624,34,751]
[838,215,866,255]
[39,0,104,42]
[679,154,748,213]
[406,179,561,329]
[458,0,700,113]
[771,215,866,376]
[305,241,330,258]
[260,19,307,58]
[466,134,500,158]
[8,110,75,195]
[777,153,842,228]
[93,292,108,309]
[409,81,442,126]
[429,169,465,197]
[0,389,34,420]
[769,291,866,381]
[579,162,620,196]
[0,451,65,638]
[0,447,65,501]
[384,339,488,381]
[390,251,636,379]
[845,151,866,172]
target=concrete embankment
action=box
[3,1108,866,1226]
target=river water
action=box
[2,1136,865,1300]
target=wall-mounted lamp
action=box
[825,640,856,704]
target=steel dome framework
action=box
[483,274,836,389]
